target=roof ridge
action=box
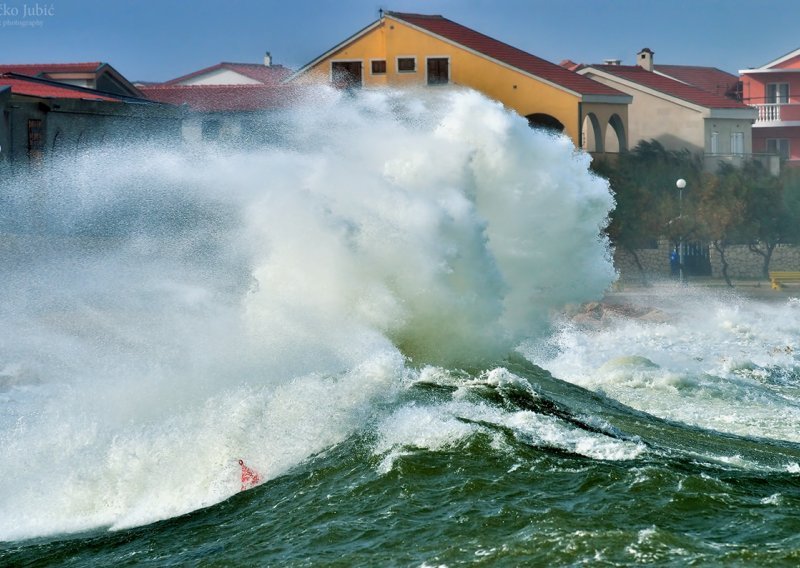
[0,61,103,66]
[222,61,282,67]
[141,83,289,89]
[656,63,734,74]
[0,75,119,101]
[385,11,445,19]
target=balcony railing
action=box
[752,103,800,124]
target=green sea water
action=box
[4,354,800,567]
[2,88,799,566]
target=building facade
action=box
[289,11,631,154]
[740,48,800,167]
[0,72,180,172]
[577,49,759,172]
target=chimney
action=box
[264,51,272,67]
[603,59,621,66]
[637,48,654,72]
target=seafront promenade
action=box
[606,276,799,304]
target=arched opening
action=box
[526,113,564,133]
[581,113,603,152]
[606,113,627,153]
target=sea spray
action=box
[523,287,800,442]
[0,86,616,540]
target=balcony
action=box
[752,103,800,126]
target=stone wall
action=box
[614,241,673,282]
[615,241,800,281]
[708,243,800,278]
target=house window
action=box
[202,119,221,140]
[371,60,386,75]
[331,61,362,89]
[710,131,719,154]
[397,57,416,73]
[731,132,744,155]
[427,57,449,85]
[766,83,789,104]
[766,138,790,159]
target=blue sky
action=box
[0,0,798,82]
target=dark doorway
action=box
[427,58,449,85]
[331,61,362,89]
[28,119,44,162]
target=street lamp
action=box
[676,178,686,283]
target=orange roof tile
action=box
[139,84,300,111]
[0,73,119,101]
[589,64,749,109]
[655,65,740,99]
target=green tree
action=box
[595,140,701,282]
[693,165,747,286]
[736,161,788,278]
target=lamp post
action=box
[676,178,686,283]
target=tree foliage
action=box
[693,165,747,285]
[593,140,701,281]
[594,140,799,282]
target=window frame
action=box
[396,56,416,73]
[730,131,744,155]
[330,59,364,89]
[370,59,387,75]
[766,138,790,159]
[766,82,789,104]
[201,118,221,141]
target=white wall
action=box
[176,69,261,86]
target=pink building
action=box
[740,48,800,166]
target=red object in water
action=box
[239,459,262,491]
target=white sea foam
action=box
[375,366,646,472]
[523,287,800,443]
[0,87,615,540]
[373,397,646,471]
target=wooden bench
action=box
[769,271,800,290]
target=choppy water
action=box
[2,88,799,566]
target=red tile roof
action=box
[559,59,582,72]
[589,65,749,109]
[386,12,625,98]
[164,62,292,86]
[655,65,739,98]
[0,62,104,75]
[0,73,119,101]
[139,84,300,111]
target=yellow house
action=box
[289,11,631,153]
